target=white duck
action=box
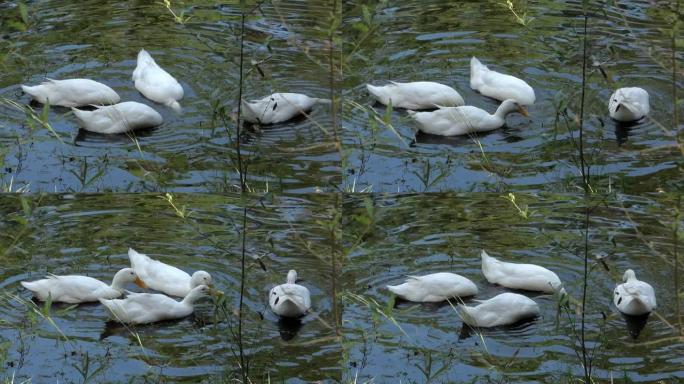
[470,57,535,105]
[20,268,146,304]
[241,93,330,124]
[366,81,465,109]
[72,101,162,134]
[128,248,213,297]
[100,284,214,324]
[407,99,528,136]
[132,49,184,112]
[614,269,657,316]
[22,78,120,107]
[608,87,649,122]
[269,270,311,318]
[386,272,478,302]
[458,292,539,327]
[481,250,563,293]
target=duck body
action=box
[269,270,311,318]
[100,284,212,324]
[366,81,465,109]
[614,269,656,316]
[608,87,649,122]
[20,268,144,304]
[132,49,184,112]
[242,93,329,124]
[408,99,527,136]
[71,102,162,134]
[387,272,478,302]
[458,292,539,327]
[128,248,212,298]
[22,78,120,107]
[470,57,535,105]
[481,250,562,293]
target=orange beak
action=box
[134,276,147,289]
[517,105,530,117]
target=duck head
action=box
[622,269,637,282]
[191,270,214,289]
[496,99,529,119]
[111,268,146,290]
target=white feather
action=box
[458,292,539,327]
[386,272,478,302]
[128,248,213,297]
[242,93,329,124]
[22,78,120,107]
[470,57,535,105]
[608,87,649,122]
[614,269,656,316]
[100,285,212,324]
[269,270,311,318]
[20,268,141,304]
[133,49,184,112]
[407,99,527,136]
[366,81,464,109]
[481,250,563,293]
[72,102,162,134]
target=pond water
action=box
[342,0,683,193]
[0,0,340,193]
[0,0,683,382]
[0,193,341,382]
[342,192,683,382]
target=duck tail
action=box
[470,56,485,72]
[406,110,417,117]
[71,107,90,123]
[457,304,477,327]
[21,85,38,97]
[470,57,486,89]
[20,281,36,291]
[366,83,388,103]
[480,249,496,280]
[137,49,155,65]
[127,248,147,267]
[386,283,405,297]
[240,100,258,123]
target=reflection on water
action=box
[342,1,683,193]
[0,0,341,193]
[0,193,341,382]
[622,313,650,340]
[277,317,306,342]
[342,193,684,382]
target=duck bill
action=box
[134,276,148,289]
[517,105,530,117]
[209,287,224,297]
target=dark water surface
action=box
[0,0,340,193]
[342,0,683,193]
[342,192,683,382]
[0,193,341,382]
[0,0,682,382]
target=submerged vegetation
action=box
[0,0,682,382]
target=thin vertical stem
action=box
[579,14,591,383]
[675,196,682,334]
[236,6,248,382]
[673,0,681,152]
[235,10,247,191]
[579,15,589,192]
[671,0,682,335]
